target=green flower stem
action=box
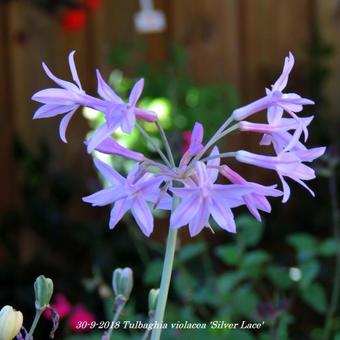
[28,309,43,337]
[151,198,179,340]
[135,123,171,167]
[209,123,240,146]
[200,152,236,163]
[192,115,234,163]
[105,299,126,340]
[155,120,175,167]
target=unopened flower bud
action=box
[112,268,133,300]
[0,305,23,340]
[148,288,159,313]
[34,275,54,310]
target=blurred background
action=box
[0,0,339,339]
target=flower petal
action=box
[94,137,145,161]
[96,69,123,103]
[135,108,157,122]
[68,51,82,89]
[207,146,220,183]
[170,194,201,229]
[33,104,77,119]
[93,158,125,185]
[42,62,79,91]
[87,121,119,153]
[82,187,126,206]
[59,108,77,143]
[210,197,236,233]
[189,199,210,236]
[32,88,80,105]
[129,78,144,106]
[131,196,154,236]
[109,199,130,229]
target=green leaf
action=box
[218,272,246,293]
[215,244,243,266]
[277,312,294,340]
[319,239,338,257]
[236,215,264,247]
[299,260,320,288]
[301,283,327,314]
[174,270,197,299]
[177,242,207,263]
[266,266,293,289]
[233,287,259,317]
[241,250,270,278]
[143,259,163,284]
[286,233,318,261]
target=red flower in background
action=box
[44,294,95,333]
[68,305,96,332]
[61,8,87,32]
[181,130,192,155]
[85,0,102,10]
[44,293,72,319]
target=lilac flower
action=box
[179,122,204,168]
[86,72,157,153]
[93,137,145,162]
[240,116,314,152]
[219,165,282,221]
[232,52,314,122]
[235,149,325,203]
[32,51,86,143]
[83,159,171,236]
[170,153,253,236]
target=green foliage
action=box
[177,242,208,263]
[215,244,243,266]
[236,215,264,247]
[300,283,327,314]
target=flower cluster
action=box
[32,51,325,237]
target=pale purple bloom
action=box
[86,73,157,153]
[179,122,204,168]
[232,52,314,122]
[93,137,145,162]
[83,159,171,236]
[235,149,325,203]
[240,116,314,152]
[219,165,282,221]
[170,153,253,236]
[32,51,87,143]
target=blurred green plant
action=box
[66,213,339,340]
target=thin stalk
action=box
[200,152,236,163]
[323,163,340,340]
[105,300,126,340]
[151,198,179,340]
[185,116,235,175]
[208,123,240,146]
[28,309,43,337]
[156,119,175,167]
[136,123,171,167]
[192,115,234,164]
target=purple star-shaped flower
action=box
[220,165,282,221]
[232,52,314,122]
[86,72,157,153]
[170,150,252,236]
[32,50,86,143]
[82,158,171,236]
[235,148,325,203]
[240,116,314,152]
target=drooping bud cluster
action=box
[32,51,325,237]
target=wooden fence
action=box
[0,0,339,211]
